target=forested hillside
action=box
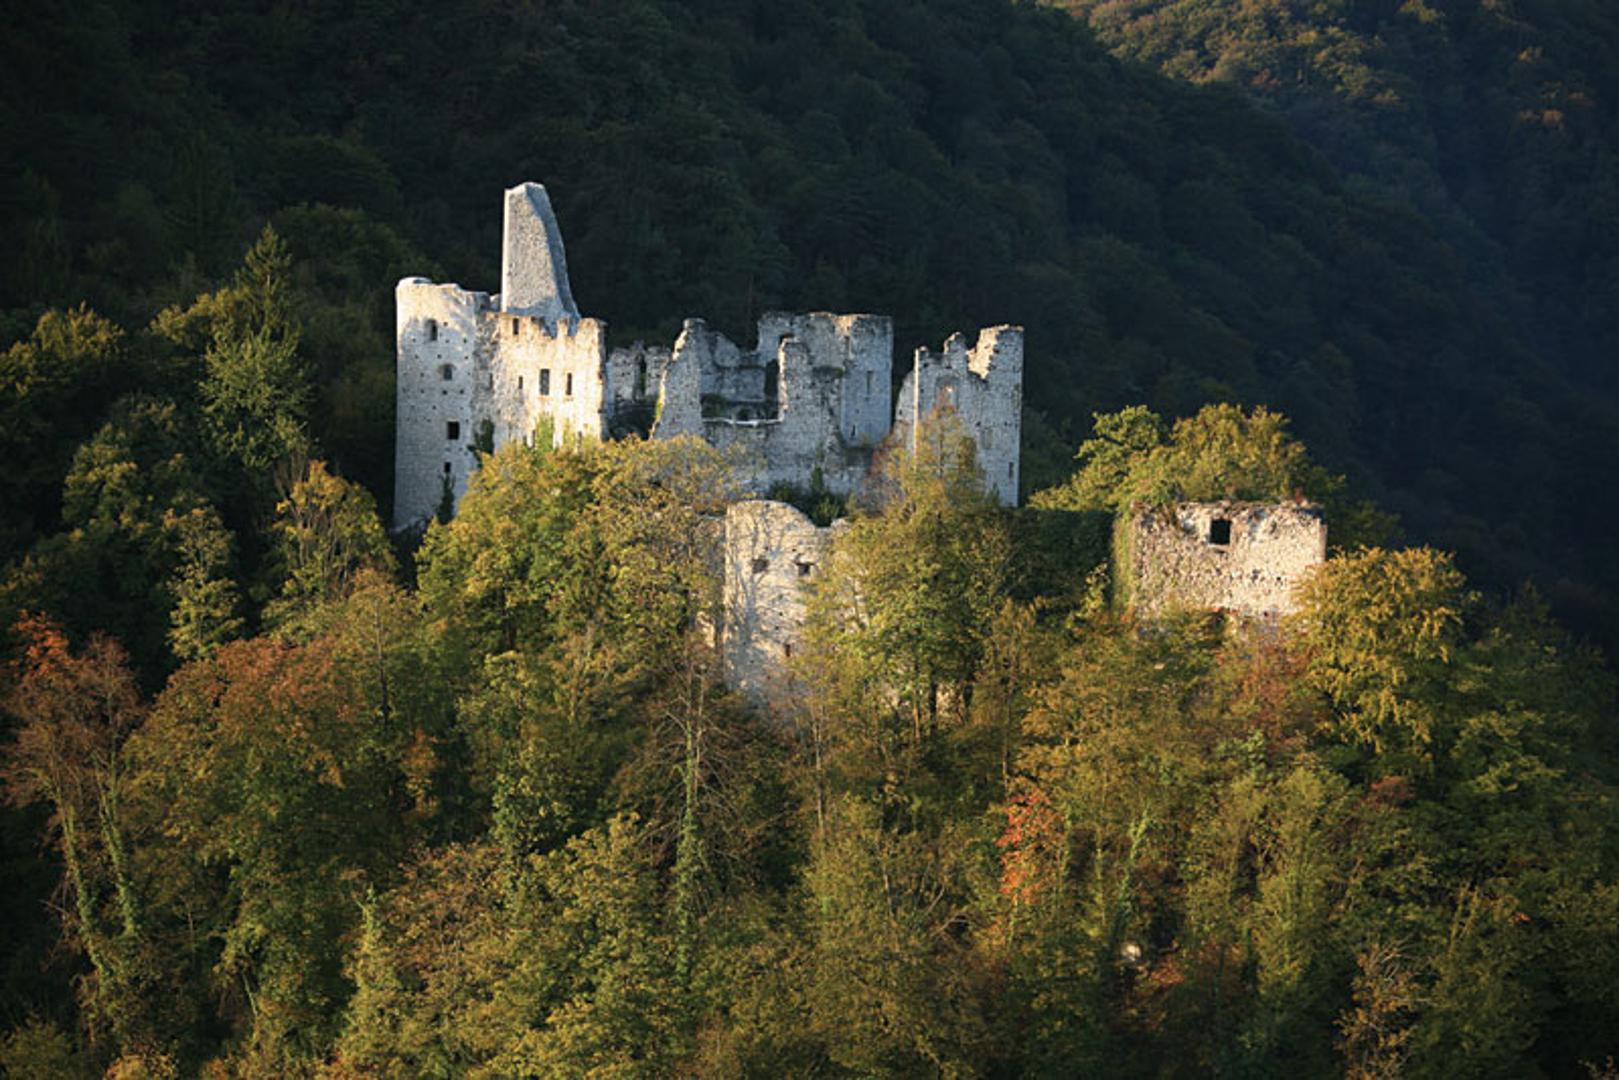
[4,406,1618,1076]
[4,0,1619,1074]
[1049,0,1619,393]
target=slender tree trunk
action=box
[59,804,109,981]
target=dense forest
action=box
[4,0,1619,1074]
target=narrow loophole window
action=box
[511,318,520,336]
[565,372,574,397]
[440,363,453,381]
[539,369,551,396]
[427,319,438,342]
[442,461,451,474]
[446,421,460,441]
[518,375,524,391]
[1209,518,1232,546]
[783,642,793,659]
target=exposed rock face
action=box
[1124,501,1327,621]
[393,182,1024,531]
[720,500,842,707]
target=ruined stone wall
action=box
[483,312,609,448]
[709,342,859,495]
[755,312,894,448]
[1125,501,1326,620]
[604,342,669,433]
[894,326,1023,506]
[654,313,891,497]
[651,319,714,439]
[721,500,842,706]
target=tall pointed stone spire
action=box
[500,182,579,321]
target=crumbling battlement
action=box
[393,182,1024,530]
[1123,501,1326,621]
[721,500,843,707]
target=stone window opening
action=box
[518,375,524,391]
[752,556,769,574]
[865,371,873,396]
[439,363,453,381]
[446,421,460,441]
[1007,462,1014,480]
[783,642,793,659]
[443,461,451,474]
[427,319,439,342]
[539,369,551,396]
[764,353,780,401]
[635,357,648,400]
[565,372,574,397]
[512,318,520,336]
[1209,518,1232,546]
[797,561,813,578]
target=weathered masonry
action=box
[1121,501,1327,620]
[394,182,1024,531]
[720,500,844,705]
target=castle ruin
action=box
[394,183,1327,709]
[393,182,1023,531]
[1122,501,1326,621]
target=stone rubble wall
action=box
[1126,501,1327,620]
[604,342,669,431]
[721,500,843,707]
